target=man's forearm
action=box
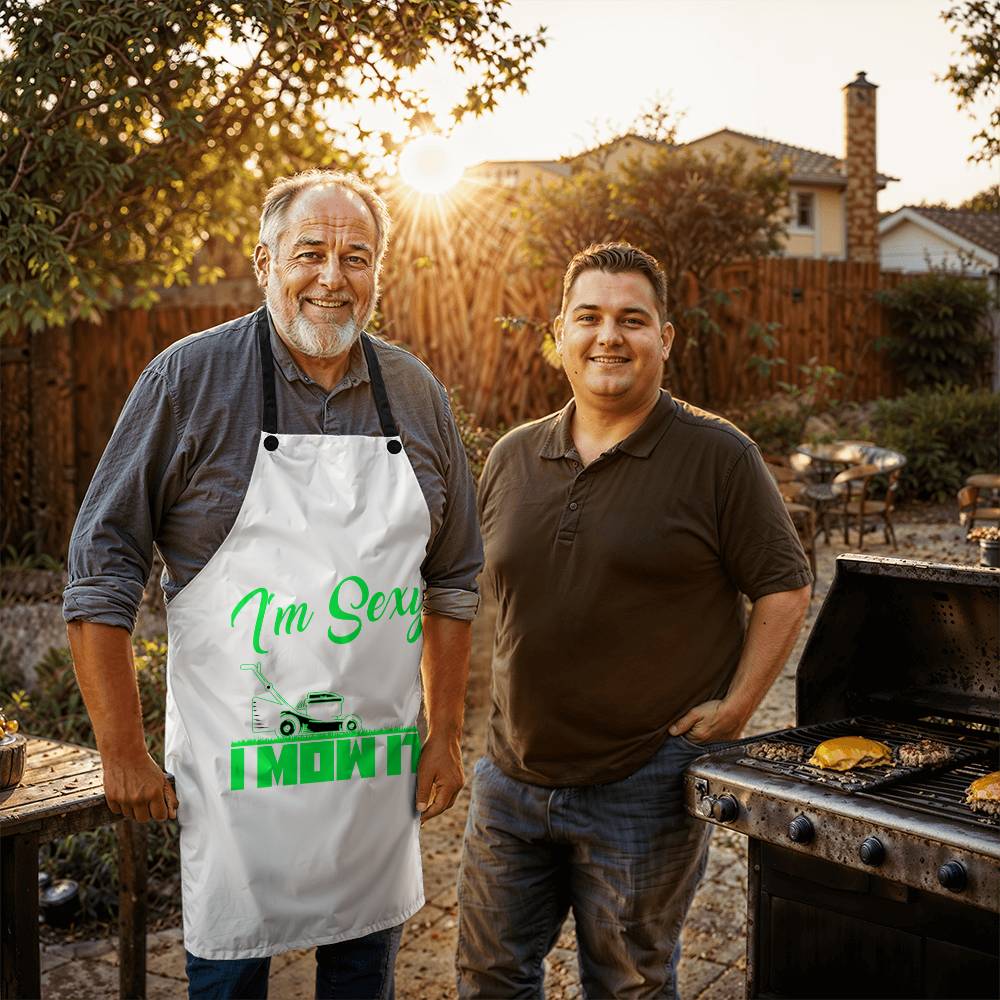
[720,585,811,729]
[67,621,178,822]
[66,621,147,758]
[414,613,472,821]
[420,613,472,737]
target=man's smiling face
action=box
[255,184,377,358]
[555,269,674,411]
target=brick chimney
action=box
[843,71,878,262]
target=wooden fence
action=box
[3,184,907,556]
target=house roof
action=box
[878,206,1000,265]
[899,206,1000,257]
[681,129,897,188]
[563,128,897,189]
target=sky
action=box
[385,0,997,211]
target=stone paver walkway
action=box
[39,519,973,998]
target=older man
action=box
[457,243,812,998]
[64,169,482,999]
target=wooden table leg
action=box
[117,819,147,999]
[1,831,40,1000]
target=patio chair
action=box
[958,485,1000,539]
[783,501,817,591]
[833,456,904,550]
[789,453,837,543]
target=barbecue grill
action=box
[684,555,1000,999]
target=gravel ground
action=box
[39,516,979,998]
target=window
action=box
[793,191,815,230]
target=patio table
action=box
[0,736,147,999]
[794,441,875,478]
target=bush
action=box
[1,641,181,927]
[871,387,1000,502]
[875,273,994,389]
[450,389,500,481]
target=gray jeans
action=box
[456,736,716,999]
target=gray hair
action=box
[255,169,391,281]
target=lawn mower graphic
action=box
[241,663,362,738]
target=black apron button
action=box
[264,435,279,451]
[387,439,403,454]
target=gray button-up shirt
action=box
[64,308,483,631]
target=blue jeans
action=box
[456,736,717,999]
[185,924,403,999]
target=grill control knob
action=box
[859,836,885,866]
[711,795,740,823]
[788,815,814,844]
[937,861,967,892]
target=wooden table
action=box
[0,737,147,999]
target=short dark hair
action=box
[560,242,668,323]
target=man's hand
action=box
[670,699,745,745]
[415,731,464,824]
[101,747,179,822]
[671,585,811,746]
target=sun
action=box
[398,134,465,195]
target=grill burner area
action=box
[684,556,1000,998]
[734,715,996,795]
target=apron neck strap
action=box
[359,333,399,439]
[256,307,399,438]
[256,308,279,435]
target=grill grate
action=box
[733,715,996,794]
[866,760,1000,828]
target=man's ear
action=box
[553,314,564,351]
[253,244,271,288]
[661,321,675,361]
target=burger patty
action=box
[896,739,954,768]
[746,740,808,763]
[966,796,1000,817]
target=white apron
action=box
[164,308,431,959]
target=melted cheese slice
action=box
[808,736,892,771]
[966,771,1000,802]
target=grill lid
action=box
[796,555,1000,726]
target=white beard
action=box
[283,310,361,358]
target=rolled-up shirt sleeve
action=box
[63,366,187,632]
[421,391,484,621]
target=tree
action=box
[613,147,788,400]
[516,170,626,274]
[516,144,788,401]
[0,1,546,334]
[960,183,1000,211]
[940,1,1000,163]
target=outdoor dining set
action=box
[766,442,1000,583]
[765,441,908,583]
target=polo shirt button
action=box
[569,501,578,511]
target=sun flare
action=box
[398,134,465,195]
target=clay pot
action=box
[0,734,26,790]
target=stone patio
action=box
[38,516,975,998]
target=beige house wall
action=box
[783,186,846,258]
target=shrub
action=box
[1,640,181,926]
[449,389,500,481]
[875,273,993,389]
[871,387,1000,502]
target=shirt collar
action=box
[539,390,677,461]
[265,307,371,389]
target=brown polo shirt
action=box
[479,391,812,787]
